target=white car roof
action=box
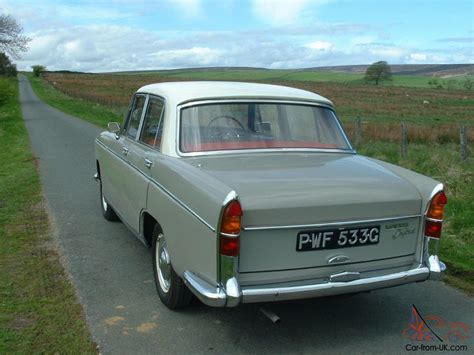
[136,81,333,107]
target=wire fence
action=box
[345,118,472,161]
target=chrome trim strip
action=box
[175,99,355,157]
[223,190,238,206]
[178,98,335,109]
[178,148,356,157]
[95,140,216,232]
[243,214,422,231]
[423,237,446,281]
[425,217,443,223]
[241,266,430,304]
[220,232,240,238]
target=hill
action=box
[306,64,474,77]
[109,64,474,78]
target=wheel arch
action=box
[96,159,101,177]
[142,211,161,248]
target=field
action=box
[41,71,474,124]
[28,71,473,294]
[0,76,96,353]
[117,66,473,89]
[40,70,474,144]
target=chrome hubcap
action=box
[156,234,171,293]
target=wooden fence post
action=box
[400,123,408,158]
[460,125,468,161]
[355,116,362,146]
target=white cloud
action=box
[150,47,221,66]
[15,23,473,72]
[3,0,469,71]
[252,0,329,25]
[18,25,225,71]
[408,53,427,62]
[368,46,405,59]
[305,40,333,51]
[351,35,377,46]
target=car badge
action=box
[328,255,351,264]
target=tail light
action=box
[425,191,447,239]
[219,200,242,257]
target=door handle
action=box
[144,158,153,168]
[122,147,129,155]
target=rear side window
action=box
[126,95,146,139]
[139,97,165,148]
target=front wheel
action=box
[152,225,192,309]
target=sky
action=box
[1,0,473,72]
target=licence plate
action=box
[296,225,380,251]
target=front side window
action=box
[126,95,146,139]
[139,98,164,148]
[180,102,350,153]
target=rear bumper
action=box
[183,238,446,308]
[184,258,445,307]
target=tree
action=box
[365,61,392,85]
[0,52,16,76]
[0,14,30,59]
[31,65,46,77]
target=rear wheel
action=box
[152,225,192,309]
[100,179,119,221]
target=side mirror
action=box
[107,122,120,137]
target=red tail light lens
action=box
[425,220,442,239]
[219,200,242,257]
[220,200,242,235]
[220,234,240,257]
[425,191,447,239]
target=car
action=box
[94,81,447,309]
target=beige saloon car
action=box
[94,81,447,309]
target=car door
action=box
[125,96,165,231]
[100,94,146,220]
[105,93,147,234]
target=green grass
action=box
[157,69,366,84]
[138,68,471,89]
[27,73,121,128]
[0,76,97,353]
[358,142,474,294]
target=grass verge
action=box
[358,142,474,295]
[0,76,97,353]
[27,74,473,295]
[26,73,121,128]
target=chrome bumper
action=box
[183,238,446,308]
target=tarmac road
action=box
[19,75,473,354]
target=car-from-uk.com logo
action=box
[402,305,470,352]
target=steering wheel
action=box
[207,115,245,130]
